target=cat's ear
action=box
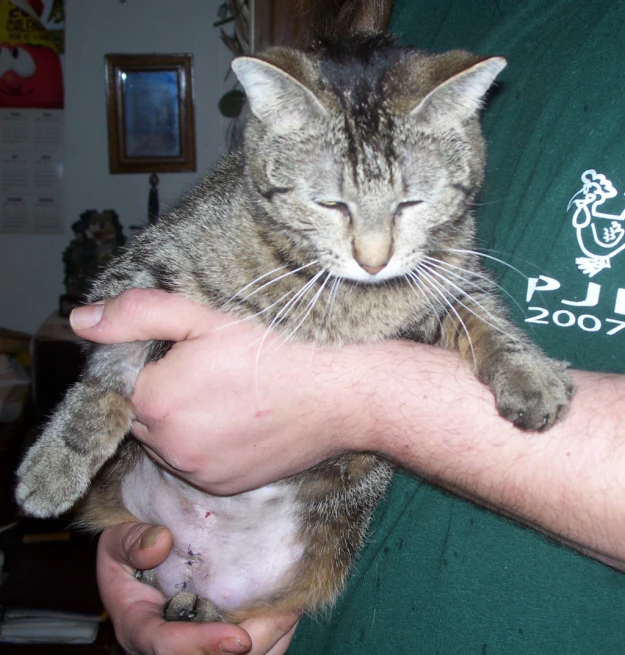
[231,57,328,131]
[410,56,506,125]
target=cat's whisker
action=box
[250,280,313,405]
[252,270,324,353]
[446,248,528,280]
[229,289,302,329]
[321,274,342,325]
[407,268,452,321]
[253,270,326,402]
[423,256,528,319]
[259,270,328,355]
[468,197,507,207]
[424,251,527,316]
[253,272,323,349]
[412,265,477,368]
[207,288,298,334]
[421,259,511,336]
[477,246,547,276]
[277,270,326,328]
[227,263,290,305]
[403,272,445,334]
[217,263,320,335]
[231,260,320,307]
[420,262,512,339]
[282,270,332,343]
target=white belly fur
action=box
[121,455,305,611]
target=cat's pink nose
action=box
[360,262,387,275]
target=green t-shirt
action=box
[290,1,625,653]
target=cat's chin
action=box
[332,262,406,284]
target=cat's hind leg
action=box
[136,569,225,622]
[16,341,152,517]
[163,592,226,623]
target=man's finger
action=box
[240,613,300,655]
[69,288,227,344]
[263,622,299,655]
[98,521,173,572]
[97,522,253,655]
[120,606,253,655]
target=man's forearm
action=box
[70,292,625,569]
[350,342,625,568]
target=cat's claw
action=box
[492,356,574,432]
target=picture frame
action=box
[105,54,196,174]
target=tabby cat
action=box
[16,35,573,623]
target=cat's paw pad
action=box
[492,357,574,431]
[16,439,92,518]
[163,592,224,623]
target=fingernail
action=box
[70,302,105,330]
[218,637,250,654]
[139,525,164,549]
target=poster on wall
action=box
[0,0,64,234]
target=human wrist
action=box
[324,341,463,459]
[347,340,499,471]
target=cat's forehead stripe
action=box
[341,109,396,185]
[314,46,400,184]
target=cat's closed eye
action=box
[394,200,424,217]
[315,200,352,220]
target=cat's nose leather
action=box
[352,238,392,275]
[359,262,387,275]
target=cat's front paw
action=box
[16,436,92,518]
[163,591,225,623]
[16,380,133,518]
[490,354,574,431]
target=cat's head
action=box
[232,38,505,284]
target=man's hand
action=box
[70,289,371,495]
[74,288,625,576]
[98,522,299,655]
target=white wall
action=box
[0,0,233,333]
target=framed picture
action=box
[105,54,196,174]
